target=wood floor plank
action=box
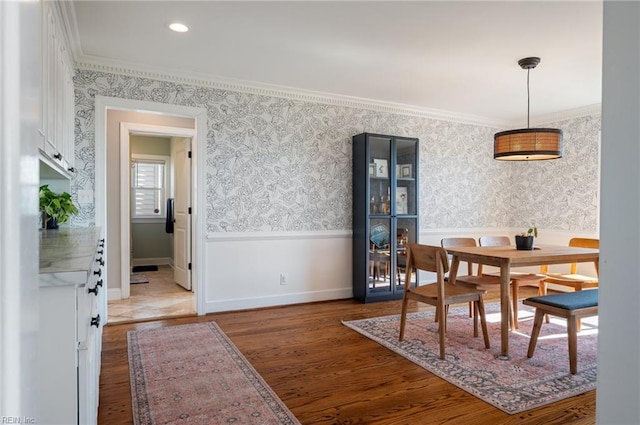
[98,290,595,425]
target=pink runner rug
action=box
[128,322,300,425]
[342,302,597,414]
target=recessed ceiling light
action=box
[169,23,189,33]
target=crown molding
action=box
[73,55,603,130]
[74,57,601,129]
[55,0,82,62]
[74,56,511,129]
[532,103,602,126]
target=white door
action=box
[172,137,192,290]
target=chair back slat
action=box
[541,238,599,275]
[569,238,599,249]
[477,236,510,275]
[441,237,476,275]
[569,238,599,274]
[441,237,476,248]
[405,243,449,299]
[479,236,511,247]
[405,243,449,274]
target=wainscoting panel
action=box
[203,231,353,312]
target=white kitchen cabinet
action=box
[39,228,104,425]
[39,1,75,178]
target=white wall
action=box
[204,231,352,311]
[597,2,640,423]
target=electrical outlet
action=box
[280,273,288,285]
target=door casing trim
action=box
[94,96,207,319]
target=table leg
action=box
[449,256,460,285]
[499,263,511,359]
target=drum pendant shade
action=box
[494,57,563,161]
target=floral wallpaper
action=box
[507,114,600,231]
[72,69,600,234]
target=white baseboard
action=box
[204,288,353,313]
[132,257,173,267]
[107,287,122,301]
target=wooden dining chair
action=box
[478,236,548,329]
[541,238,599,291]
[540,237,599,331]
[399,243,490,359]
[441,237,515,328]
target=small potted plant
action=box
[515,226,537,250]
[39,185,78,229]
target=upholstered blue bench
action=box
[522,289,598,374]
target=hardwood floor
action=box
[98,288,595,425]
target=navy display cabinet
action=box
[352,133,419,302]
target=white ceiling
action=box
[67,1,603,126]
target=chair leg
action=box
[435,305,450,331]
[527,309,546,358]
[399,297,409,341]
[476,298,490,349]
[437,303,447,359]
[567,317,578,374]
[505,289,515,331]
[538,281,550,323]
[471,300,479,337]
[511,282,519,329]
[444,305,450,332]
[575,289,583,332]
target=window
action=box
[131,155,170,219]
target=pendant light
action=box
[494,57,563,161]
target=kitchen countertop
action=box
[40,227,102,286]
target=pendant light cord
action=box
[526,68,531,129]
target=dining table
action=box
[446,244,600,359]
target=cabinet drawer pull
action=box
[88,285,99,296]
[99,239,105,247]
[97,249,104,255]
[96,279,103,287]
[53,152,62,160]
[67,166,76,172]
[91,314,101,328]
[93,269,102,277]
[96,257,104,266]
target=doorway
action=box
[111,124,195,323]
[94,96,207,324]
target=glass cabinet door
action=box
[368,218,392,294]
[367,136,391,294]
[395,138,417,216]
[368,136,392,217]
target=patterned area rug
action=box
[342,302,598,414]
[129,274,149,284]
[128,322,300,425]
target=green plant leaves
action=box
[39,185,78,224]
